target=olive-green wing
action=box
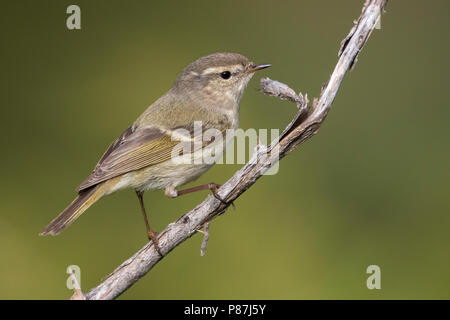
[76,126,188,192]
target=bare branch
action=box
[85,0,388,300]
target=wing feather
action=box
[77,126,182,192]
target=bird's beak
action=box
[246,64,271,74]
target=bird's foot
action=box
[147,230,163,256]
[208,183,235,209]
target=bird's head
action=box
[174,52,270,104]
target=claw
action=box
[209,183,235,209]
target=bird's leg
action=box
[135,190,163,256]
[165,184,234,208]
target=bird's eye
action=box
[220,71,231,80]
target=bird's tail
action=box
[40,183,108,236]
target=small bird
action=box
[40,52,270,253]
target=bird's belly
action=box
[110,161,214,194]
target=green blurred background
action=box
[1,0,449,299]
